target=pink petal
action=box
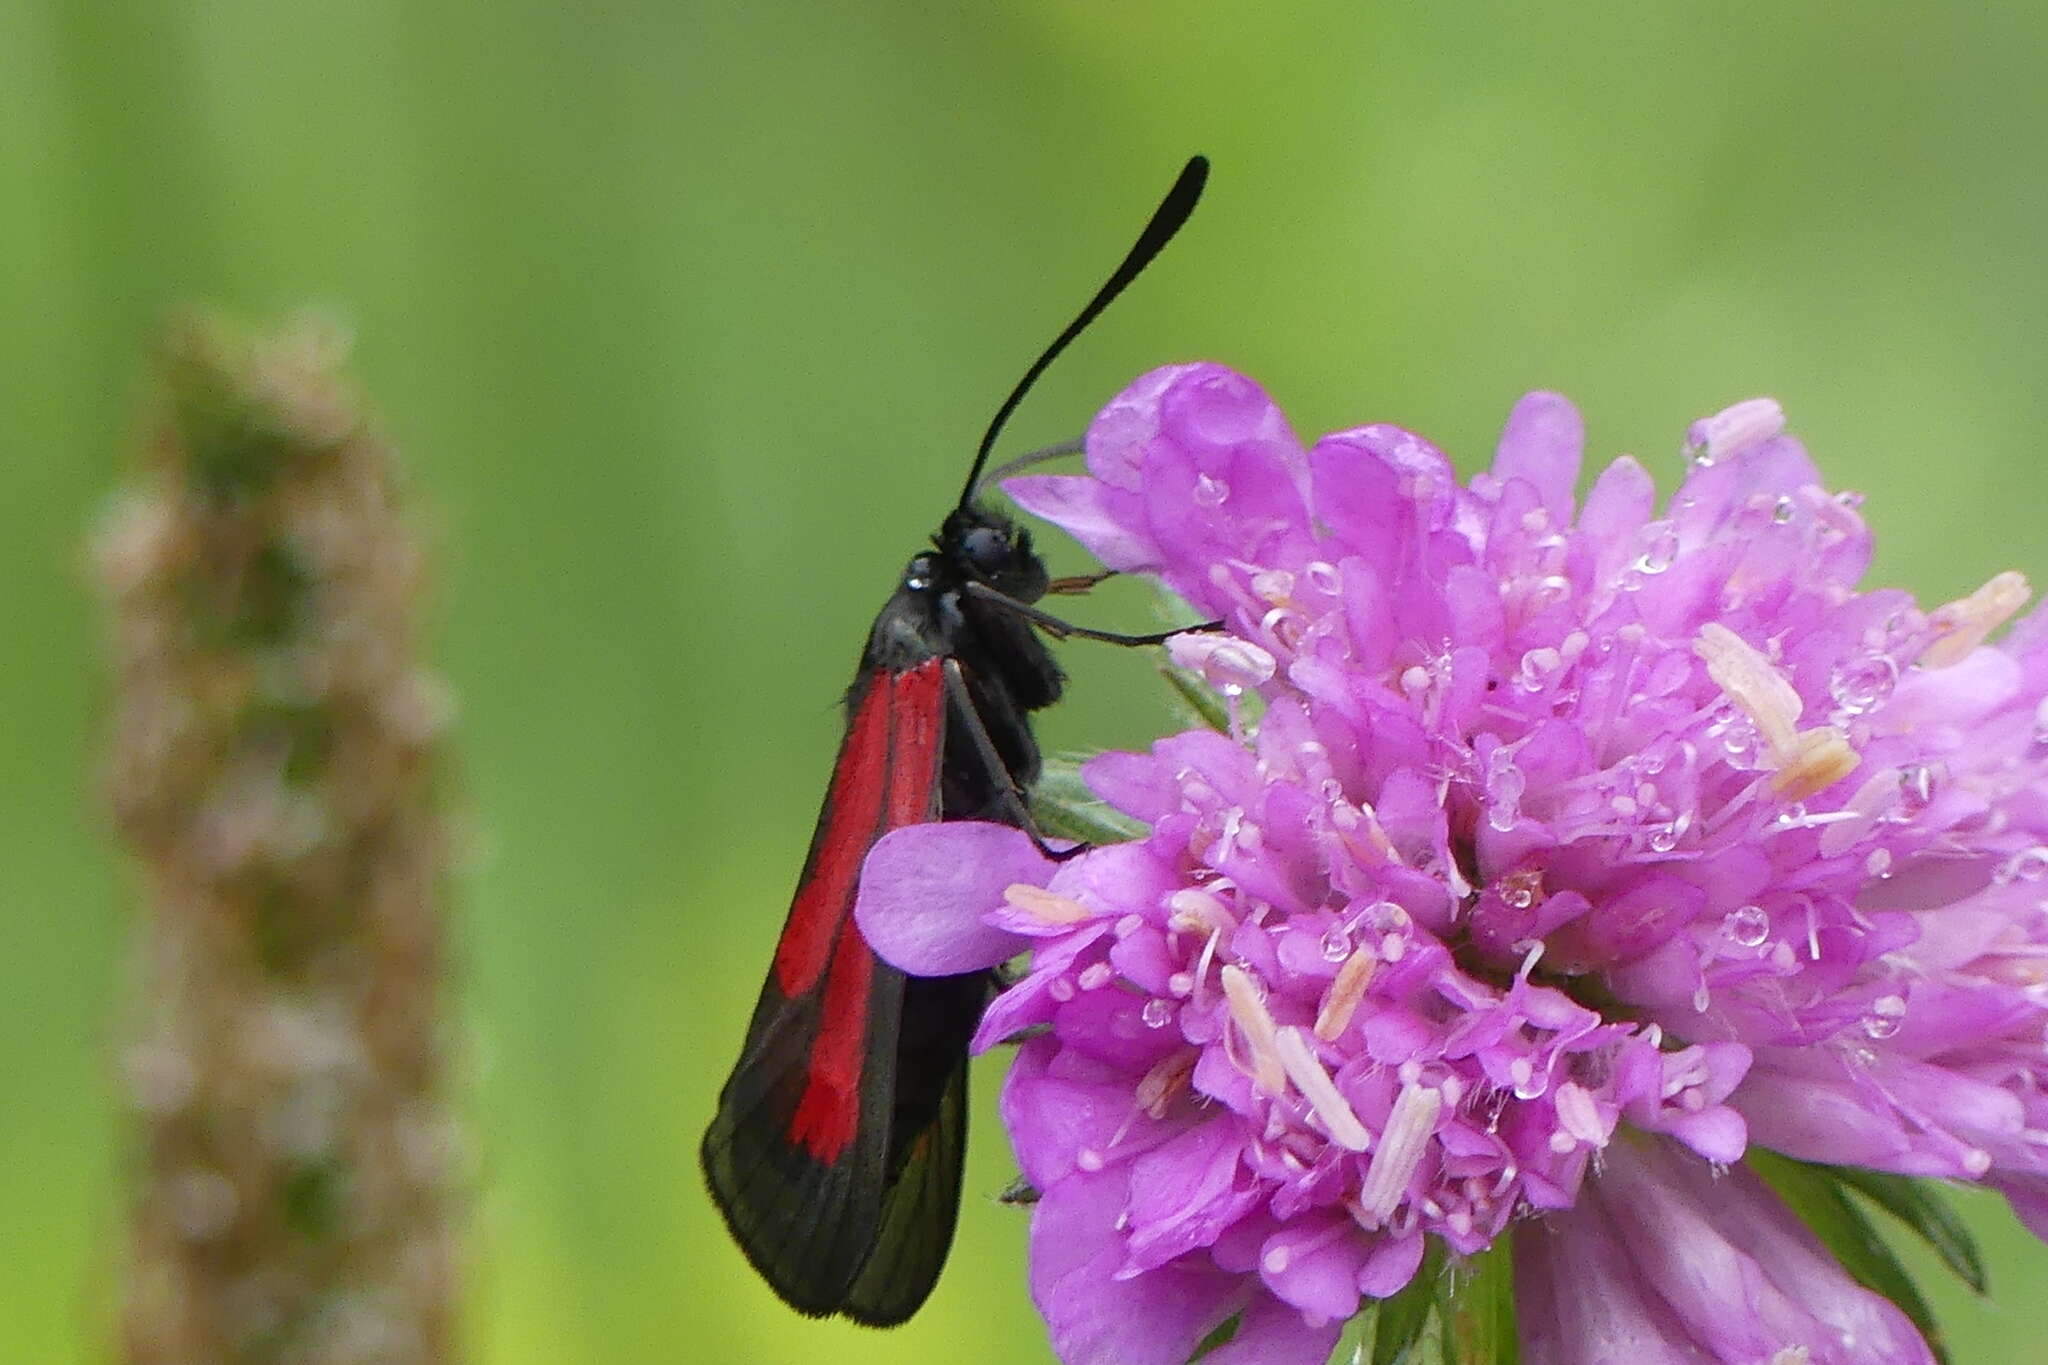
[854,822,1051,974]
[1492,390,1584,523]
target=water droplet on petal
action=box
[1771,497,1795,524]
[1141,998,1176,1029]
[1829,653,1898,715]
[1516,647,1561,693]
[1319,926,1352,962]
[1999,847,2048,884]
[1632,522,1680,576]
[1896,764,1937,818]
[1725,904,1772,947]
[1510,1059,1549,1100]
[1193,473,1229,507]
[1648,823,1681,854]
[1861,994,1907,1039]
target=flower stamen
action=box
[1274,1025,1371,1151]
[1695,623,1861,799]
[1355,1082,1443,1225]
[1220,964,1286,1096]
[1921,570,2031,667]
[1314,944,1378,1042]
[1003,883,1093,925]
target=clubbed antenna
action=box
[100,312,460,1365]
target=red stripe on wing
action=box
[772,672,896,998]
[785,658,947,1164]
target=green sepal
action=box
[1440,1240,1517,1365]
[1190,1311,1242,1360]
[1161,662,1232,733]
[1748,1151,1951,1364]
[1828,1165,1987,1295]
[1030,752,1149,846]
[1371,1241,1445,1365]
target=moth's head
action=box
[938,504,1049,604]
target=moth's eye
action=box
[960,526,1010,574]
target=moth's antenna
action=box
[959,155,1209,510]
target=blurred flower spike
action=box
[855,365,2048,1364]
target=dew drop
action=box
[1517,647,1561,693]
[1633,523,1680,576]
[1771,497,1795,524]
[1721,725,1759,762]
[1724,904,1772,947]
[1647,822,1681,854]
[1829,653,1898,715]
[1999,847,2048,884]
[1527,575,1571,611]
[1861,994,1907,1039]
[1319,926,1353,962]
[1487,762,1526,833]
[1141,998,1176,1029]
[1897,764,1937,817]
[1510,1059,1549,1100]
[1193,474,1230,507]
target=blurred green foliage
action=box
[6,2,2047,1360]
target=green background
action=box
[7,2,2047,1360]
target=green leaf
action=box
[1828,1166,1988,1294]
[1030,752,1149,845]
[1748,1151,1951,1364]
[1440,1240,1518,1365]
[1371,1242,1444,1365]
[1160,662,1232,733]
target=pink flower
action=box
[857,366,2046,1363]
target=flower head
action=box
[857,365,2048,1363]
